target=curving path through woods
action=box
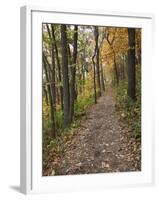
[44,87,141,176]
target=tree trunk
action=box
[77,64,82,94]
[137,48,141,65]
[82,65,85,91]
[51,45,56,112]
[46,24,57,118]
[43,52,56,137]
[106,29,118,86]
[127,28,136,101]
[100,61,105,91]
[69,25,78,123]
[43,86,49,105]
[113,50,119,85]
[92,57,97,104]
[122,54,126,79]
[99,29,106,92]
[92,40,97,104]
[51,25,64,110]
[94,27,101,96]
[61,25,70,127]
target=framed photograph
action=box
[20,6,154,194]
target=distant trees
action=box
[102,27,139,101]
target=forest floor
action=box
[43,87,141,176]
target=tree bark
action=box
[61,25,70,127]
[127,28,136,101]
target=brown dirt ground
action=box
[43,87,141,176]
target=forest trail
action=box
[47,87,141,175]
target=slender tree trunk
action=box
[61,25,70,127]
[106,29,119,86]
[43,49,52,80]
[118,63,122,80]
[77,64,82,94]
[127,28,136,101]
[43,52,56,137]
[100,61,105,91]
[51,45,56,112]
[67,43,72,66]
[138,48,141,65]
[51,25,64,110]
[92,47,97,104]
[82,65,85,91]
[125,53,128,76]
[92,57,97,104]
[56,86,60,105]
[99,29,106,92]
[122,54,125,79]
[46,24,56,110]
[46,24,57,137]
[94,27,101,96]
[43,86,49,105]
[69,25,78,123]
[113,50,119,85]
[82,46,86,91]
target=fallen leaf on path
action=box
[102,162,110,168]
[51,170,55,176]
[76,162,82,167]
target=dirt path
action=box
[46,87,141,176]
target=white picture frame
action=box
[20,5,154,194]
